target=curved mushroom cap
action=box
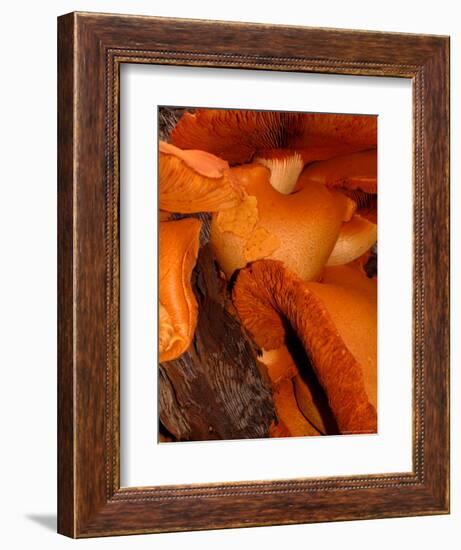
[309,266,377,410]
[233,260,377,434]
[295,149,377,221]
[171,109,376,166]
[159,141,244,213]
[295,150,378,266]
[210,164,355,280]
[321,264,377,296]
[295,149,377,194]
[159,218,202,362]
[326,214,377,266]
[290,116,377,164]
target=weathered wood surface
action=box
[159,245,276,441]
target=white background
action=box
[0,1,458,548]
[121,65,413,486]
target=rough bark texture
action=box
[159,244,276,441]
[158,107,190,142]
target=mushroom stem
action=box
[254,150,304,194]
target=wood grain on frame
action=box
[57,12,450,537]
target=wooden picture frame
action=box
[57,12,450,538]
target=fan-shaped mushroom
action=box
[159,218,202,362]
[210,164,355,280]
[233,260,377,434]
[159,141,244,213]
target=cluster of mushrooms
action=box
[159,109,377,439]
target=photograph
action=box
[0,1,451,544]
[158,107,378,442]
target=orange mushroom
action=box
[159,140,244,213]
[210,163,355,280]
[295,150,378,266]
[159,218,202,362]
[295,149,377,194]
[171,109,377,167]
[253,150,305,195]
[290,115,377,165]
[326,214,377,266]
[311,266,377,411]
[171,110,306,165]
[233,260,377,434]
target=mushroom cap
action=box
[171,109,377,166]
[290,115,377,164]
[294,150,378,266]
[326,214,377,267]
[295,149,377,194]
[233,259,377,433]
[159,218,202,362]
[159,140,244,213]
[295,149,378,222]
[309,265,377,410]
[210,163,355,280]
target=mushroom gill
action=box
[171,109,376,168]
[171,109,306,165]
[253,150,304,195]
[159,218,202,362]
[210,163,355,280]
[159,140,244,213]
[233,260,377,434]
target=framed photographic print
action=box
[57,12,450,537]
